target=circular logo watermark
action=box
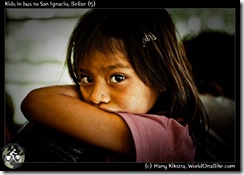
[2,143,25,169]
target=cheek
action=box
[115,88,157,113]
[79,87,90,102]
[111,92,135,108]
[121,99,138,112]
[132,87,158,113]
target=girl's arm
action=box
[21,85,135,155]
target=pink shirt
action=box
[118,112,196,162]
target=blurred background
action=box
[4,8,235,132]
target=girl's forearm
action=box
[21,85,134,155]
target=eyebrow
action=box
[105,63,132,70]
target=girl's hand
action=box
[21,85,135,155]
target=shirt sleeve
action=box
[117,112,196,162]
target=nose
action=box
[90,82,110,105]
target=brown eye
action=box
[110,75,125,83]
[81,76,93,84]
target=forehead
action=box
[80,50,132,70]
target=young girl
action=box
[21,9,208,162]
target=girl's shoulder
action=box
[117,112,187,130]
[117,112,195,162]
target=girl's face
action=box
[79,50,159,114]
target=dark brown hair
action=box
[66,9,208,161]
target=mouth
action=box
[96,106,117,113]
